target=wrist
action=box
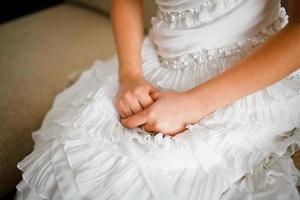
[184,86,216,117]
[119,69,144,84]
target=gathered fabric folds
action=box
[15,35,300,200]
[15,0,300,199]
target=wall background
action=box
[0,0,64,24]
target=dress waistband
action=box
[153,7,288,70]
[150,0,284,59]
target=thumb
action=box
[121,110,148,128]
[149,90,162,100]
[148,84,158,93]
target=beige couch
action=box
[0,0,297,199]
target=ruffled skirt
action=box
[15,36,300,200]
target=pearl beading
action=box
[158,8,287,70]
[157,0,213,23]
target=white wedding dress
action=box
[15,0,300,199]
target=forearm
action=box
[111,0,144,81]
[186,23,300,116]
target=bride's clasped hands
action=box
[114,75,207,136]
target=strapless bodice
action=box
[149,0,288,69]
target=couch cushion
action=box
[0,3,115,197]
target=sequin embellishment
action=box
[158,8,287,70]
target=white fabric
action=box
[15,0,300,199]
[151,0,282,57]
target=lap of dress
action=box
[15,36,300,200]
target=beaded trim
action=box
[157,0,212,23]
[158,8,288,70]
[156,0,244,24]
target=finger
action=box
[114,100,127,118]
[143,123,160,133]
[121,110,148,128]
[148,84,158,93]
[119,100,134,117]
[127,98,143,114]
[138,94,154,109]
[149,91,162,100]
[119,111,127,119]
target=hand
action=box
[115,75,158,118]
[120,90,206,136]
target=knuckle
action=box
[124,92,132,100]
[133,87,144,96]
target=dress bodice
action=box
[149,0,288,69]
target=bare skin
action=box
[112,0,300,136]
[111,0,158,120]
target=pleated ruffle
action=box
[16,142,65,200]
[16,126,300,199]
[15,35,300,199]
